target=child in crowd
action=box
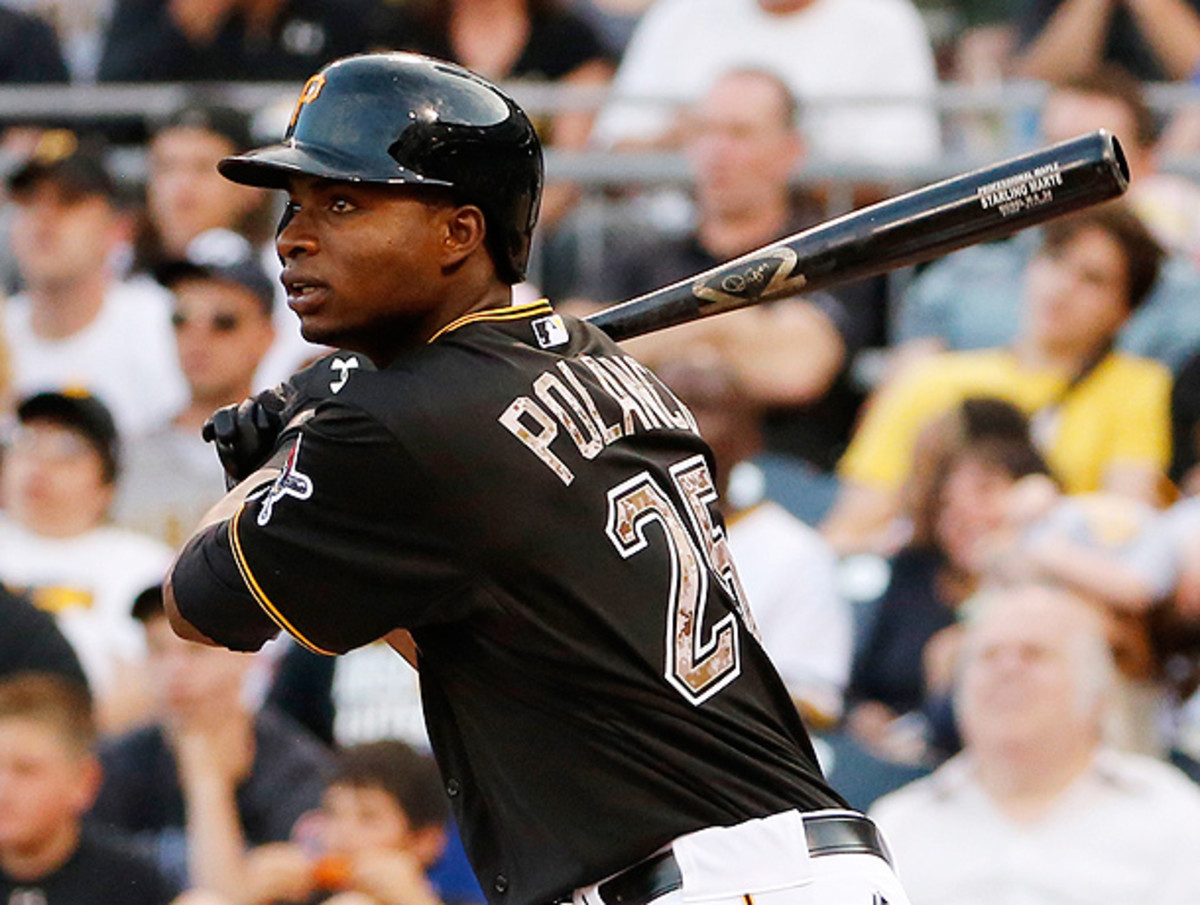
[0,672,177,904]
[240,740,452,905]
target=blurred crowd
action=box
[5,0,1200,903]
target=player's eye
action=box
[329,197,357,213]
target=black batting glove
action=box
[202,351,372,488]
[203,389,288,488]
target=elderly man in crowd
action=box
[870,583,1200,904]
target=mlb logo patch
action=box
[531,314,569,349]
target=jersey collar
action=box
[427,299,553,343]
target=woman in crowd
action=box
[370,0,614,227]
[844,398,1053,764]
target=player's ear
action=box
[440,204,487,268]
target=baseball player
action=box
[165,52,911,905]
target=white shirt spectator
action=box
[0,516,172,698]
[727,497,852,723]
[870,748,1200,905]
[3,279,188,438]
[111,421,226,549]
[591,0,941,166]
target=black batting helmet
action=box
[218,52,543,284]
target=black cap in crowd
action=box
[6,130,118,202]
[152,101,254,154]
[15,389,121,484]
[154,232,276,315]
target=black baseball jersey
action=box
[172,301,845,905]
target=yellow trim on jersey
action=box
[228,506,336,656]
[427,299,553,343]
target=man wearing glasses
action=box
[112,247,277,548]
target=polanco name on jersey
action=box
[498,353,699,485]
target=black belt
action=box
[596,813,891,905]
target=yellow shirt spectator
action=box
[838,348,1171,495]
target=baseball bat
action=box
[584,129,1129,342]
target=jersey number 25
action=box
[605,455,756,706]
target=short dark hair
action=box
[329,741,448,831]
[953,435,1053,484]
[0,672,96,755]
[1040,202,1164,311]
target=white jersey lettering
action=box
[501,354,701,482]
[533,371,605,460]
[499,396,575,485]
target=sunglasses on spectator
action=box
[171,310,243,332]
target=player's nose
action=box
[276,202,318,261]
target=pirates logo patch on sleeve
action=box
[256,436,314,526]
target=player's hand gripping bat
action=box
[203,351,373,486]
[584,130,1129,342]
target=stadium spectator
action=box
[369,0,614,228]
[975,486,1177,754]
[572,67,884,481]
[134,101,321,388]
[89,585,331,898]
[0,673,179,904]
[590,0,941,169]
[96,0,379,83]
[1038,67,1200,261]
[2,130,188,438]
[1013,0,1200,83]
[823,203,1172,554]
[237,740,455,905]
[869,583,1200,904]
[0,391,173,733]
[370,0,611,92]
[893,67,1200,378]
[112,247,277,548]
[134,103,268,274]
[262,643,486,905]
[0,6,70,83]
[844,408,1053,764]
[0,584,89,691]
[653,353,854,728]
